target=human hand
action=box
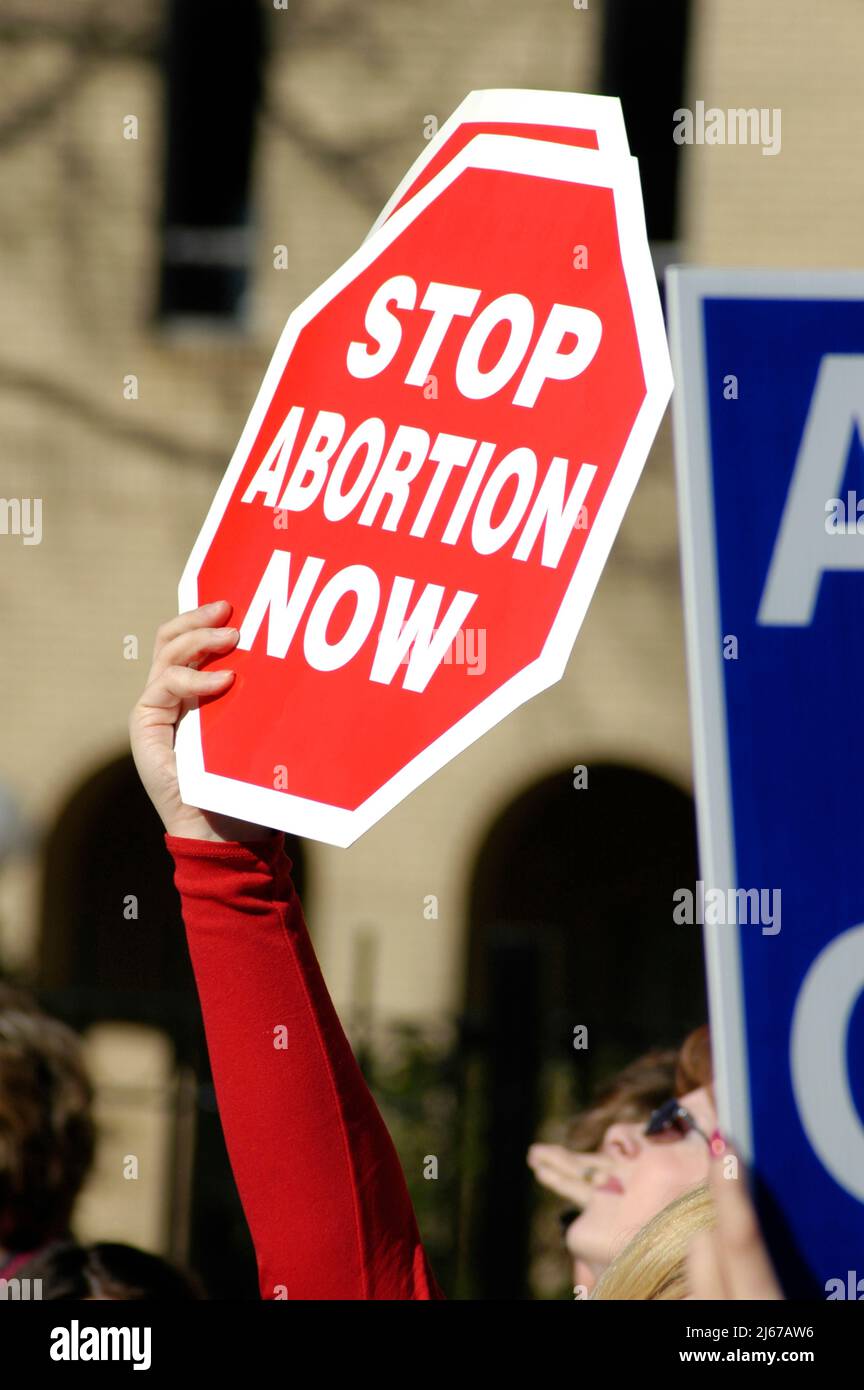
[130,600,268,842]
[527,1142,616,1207]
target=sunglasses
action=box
[644,1097,711,1144]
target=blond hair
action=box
[590,1184,714,1301]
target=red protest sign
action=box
[176,134,671,846]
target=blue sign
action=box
[669,270,864,1299]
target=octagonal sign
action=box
[176,134,672,845]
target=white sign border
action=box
[367,88,630,239]
[667,266,864,1156]
[177,134,671,847]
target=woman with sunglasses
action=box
[529,1030,719,1294]
[567,1088,719,1292]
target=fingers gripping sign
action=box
[130,602,264,843]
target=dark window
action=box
[600,0,692,285]
[158,0,266,327]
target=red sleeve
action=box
[167,832,445,1301]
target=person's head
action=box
[0,995,95,1252]
[565,1026,716,1280]
[26,1240,204,1300]
[589,1183,715,1300]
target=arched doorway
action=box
[39,750,306,1024]
[38,751,307,1297]
[460,762,705,1299]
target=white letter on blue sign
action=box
[790,922,864,1201]
[758,356,864,626]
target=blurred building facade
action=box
[0,0,860,1297]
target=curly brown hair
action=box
[0,996,95,1251]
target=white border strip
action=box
[367,88,629,238]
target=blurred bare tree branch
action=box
[0,358,224,471]
[261,94,404,214]
[0,0,158,149]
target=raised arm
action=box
[130,602,443,1300]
